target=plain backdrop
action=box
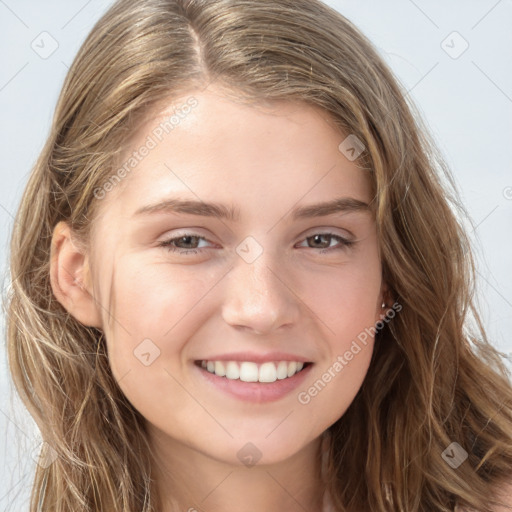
[1,1,511,509]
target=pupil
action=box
[182,236,195,247]
[313,234,327,248]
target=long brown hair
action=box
[5,0,512,510]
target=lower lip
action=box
[194,362,313,403]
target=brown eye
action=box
[307,234,333,249]
[298,232,355,252]
[159,234,212,255]
[169,235,201,249]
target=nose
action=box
[221,252,300,335]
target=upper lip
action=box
[195,351,312,364]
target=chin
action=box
[202,432,315,468]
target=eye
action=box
[159,234,212,255]
[296,232,355,253]
[158,231,355,257]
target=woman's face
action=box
[67,85,388,466]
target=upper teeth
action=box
[200,360,305,383]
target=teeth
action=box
[214,361,226,377]
[259,362,277,382]
[240,362,259,382]
[200,360,307,382]
[226,361,240,379]
[276,361,288,379]
[287,361,297,377]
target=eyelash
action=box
[158,232,355,256]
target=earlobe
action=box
[49,221,103,329]
[375,284,392,325]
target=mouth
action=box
[194,359,313,384]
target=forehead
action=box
[93,87,373,225]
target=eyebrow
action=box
[132,196,371,221]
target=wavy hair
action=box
[5,0,512,510]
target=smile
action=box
[197,360,309,383]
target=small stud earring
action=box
[381,302,387,308]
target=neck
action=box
[148,427,327,512]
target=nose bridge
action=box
[222,246,298,334]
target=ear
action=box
[49,221,103,328]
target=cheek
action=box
[297,288,377,424]
[299,258,382,344]
[101,260,215,438]
[106,257,213,338]
[101,258,213,389]
[300,345,374,428]
[294,256,380,413]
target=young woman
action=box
[6,0,512,510]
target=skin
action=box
[50,84,393,512]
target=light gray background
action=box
[1,1,511,509]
